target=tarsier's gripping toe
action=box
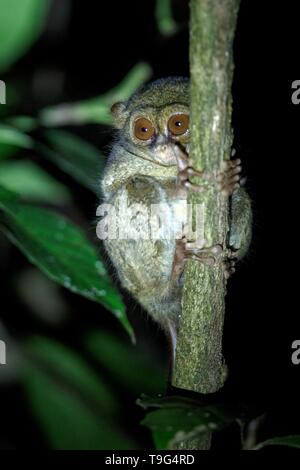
[222,248,238,279]
[185,242,223,266]
[182,177,204,192]
[222,259,236,279]
[177,167,205,192]
[217,159,242,196]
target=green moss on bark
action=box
[172,0,240,395]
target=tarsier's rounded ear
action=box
[110,102,127,129]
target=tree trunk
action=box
[171,0,240,450]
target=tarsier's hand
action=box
[217,152,242,196]
[174,144,242,197]
[174,144,205,193]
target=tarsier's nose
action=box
[154,134,168,148]
[151,134,178,165]
[156,144,168,152]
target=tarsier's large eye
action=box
[134,117,155,141]
[168,113,189,136]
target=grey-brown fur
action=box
[100,77,252,345]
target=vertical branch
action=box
[172,0,240,394]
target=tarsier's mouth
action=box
[152,141,190,167]
[125,145,179,168]
[143,142,189,167]
[152,145,178,166]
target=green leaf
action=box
[0,185,133,338]
[5,116,37,133]
[27,336,118,412]
[141,400,235,450]
[0,144,18,162]
[155,0,179,36]
[253,435,300,450]
[0,0,51,72]
[0,124,33,149]
[0,160,71,204]
[39,62,152,127]
[0,121,33,161]
[23,336,137,449]
[41,130,104,193]
[137,395,203,410]
[86,331,167,395]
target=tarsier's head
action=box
[111,77,189,166]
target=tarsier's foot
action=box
[184,240,223,266]
[217,157,242,196]
[172,237,237,284]
[186,243,237,280]
[172,236,223,285]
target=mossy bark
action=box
[172,0,240,449]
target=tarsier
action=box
[101,77,252,357]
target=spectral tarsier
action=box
[100,77,252,356]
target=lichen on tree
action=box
[172,0,240,447]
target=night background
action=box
[0,0,299,450]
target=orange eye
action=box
[134,117,155,141]
[168,114,189,136]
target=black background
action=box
[0,0,300,450]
